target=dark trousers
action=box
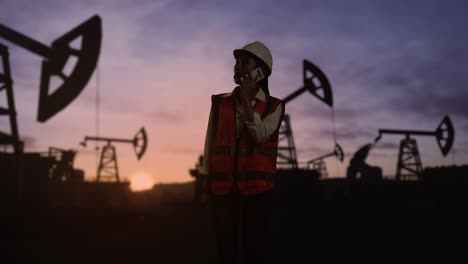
[211,189,273,264]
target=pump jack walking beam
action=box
[0,15,102,122]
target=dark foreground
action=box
[4,174,468,263]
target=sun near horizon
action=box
[129,171,156,192]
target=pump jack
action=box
[306,144,344,178]
[80,127,147,182]
[278,60,334,169]
[0,15,102,202]
[374,115,454,181]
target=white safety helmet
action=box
[233,41,273,76]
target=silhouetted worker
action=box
[199,41,284,264]
[347,143,382,181]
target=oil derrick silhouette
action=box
[0,15,102,203]
[306,144,344,178]
[374,116,454,181]
[0,43,22,154]
[279,60,340,173]
[80,127,147,182]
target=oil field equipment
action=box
[0,15,101,122]
[47,147,84,183]
[374,115,454,181]
[0,43,22,154]
[80,127,148,182]
[0,15,102,205]
[346,143,382,181]
[306,144,344,178]
[278,60,334,169]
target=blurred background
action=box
[1,0,467,190]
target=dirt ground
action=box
[5,178,468,263]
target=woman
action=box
[199,41,284,264]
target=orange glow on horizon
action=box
[129,171,155,192]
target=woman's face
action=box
[233,53,257,84]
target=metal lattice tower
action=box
[0,43,22,154]
[396,137,423,181]
[97,144,120,182]
[277,114,298,169]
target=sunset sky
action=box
[1,0,467,184]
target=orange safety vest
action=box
[209,89,284,196]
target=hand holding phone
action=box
[240,67,265,83]
[239,67,264,100]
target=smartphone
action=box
[240,67,265,83]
